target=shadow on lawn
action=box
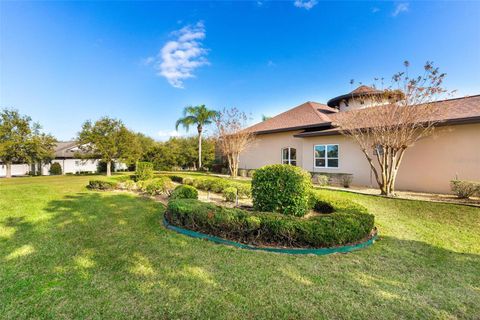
[1,192,479,318]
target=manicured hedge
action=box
[174,175,251,198]
[87,179,118,190]
[166,192,375,248]
[252,164,312,217]
[170,185,198,200]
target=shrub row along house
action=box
[0,141,127,177]
[239,86,480,194]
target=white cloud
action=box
[149,22,209,88]
[157,130,181,141]
[392,2,409,17]
[267,60,276,67]
[371,7,380,13]
[293,0,318,10]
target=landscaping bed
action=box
[165,197,376,248]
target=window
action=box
[281,147,297,166]
[314,144,339,168]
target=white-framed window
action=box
[281,147,297,166]
[314,144,339,168]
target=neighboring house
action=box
[0,141,128,177]
[240,86,480,193]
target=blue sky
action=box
[1,0,479,141]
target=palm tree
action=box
[175,105,217,170]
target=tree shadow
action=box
[1,191,479,319]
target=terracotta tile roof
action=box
[245,101,337,134]
[248,95,480,135]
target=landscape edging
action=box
[163,216,377,255]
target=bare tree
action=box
[214,108,254,178]
[333,61,454,196]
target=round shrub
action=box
[252,164,312,217]
[87,179,118,190]
[247,169,256,178]
[166,198,375,248]
[183,177,194,186]
[223,187,237,202]
[142,177,174,196]
[238,169,247,177]
[49,162,62,175]
[171,185,198,200]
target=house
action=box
[0,141,128,177]
[239,86,480,194]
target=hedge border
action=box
[163,216,377,255]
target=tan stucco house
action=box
[239,86,480,194]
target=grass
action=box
[1,175,479,319]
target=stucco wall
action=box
[239,130,304,169]
[239,123,480,194]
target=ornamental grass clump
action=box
[252,164,312,217]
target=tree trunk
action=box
[197,126,203,170]
[5,162,12,178]
[106,161,112,176]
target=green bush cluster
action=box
[170,185,198,200]
[87,180,118,190]
[169,175,184,183]
[450,180,480,199]
[49,163,62,175]
[223,187,237,202]
[252,164,312,217]
[247,169,256,178]
[139,177,174,196]
[166,197,374,248]
[181,176,251,198]
[136,162,154,181]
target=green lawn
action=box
[1,175,479,319]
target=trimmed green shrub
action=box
[450,180,480,199]
[49,163,62,175]
[166,198,374,248]
[252,164,312,217]
[247,169,256,178]
[238,169,247,177]
[142,177,174,196]
[136,162,154,181]
[169,175,184,183]
[170,185,198,200]
[87,179,118,190]
[235,183,251,198]
[223,187,237,202]
[183,177,194,186]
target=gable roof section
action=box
[246,101,337,134]
[54,141,83,158]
